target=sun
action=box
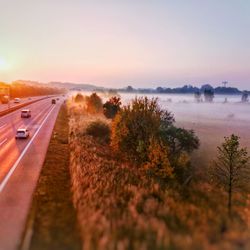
[0,57,11,70]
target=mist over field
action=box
[72,91,249,170]
[119,93,250,171]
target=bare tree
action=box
[211,134,250,217]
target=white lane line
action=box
[0,96,52,120]
[0,124,6,130]
[0,138,7,147]
[0,105,56,193]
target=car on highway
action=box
[15,128,29,139]
[51,99,56,104]
[21,109,31,118]
[14,98,21,103]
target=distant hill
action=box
[48,82,103,91]
[8,80,249,95]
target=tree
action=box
[86,93,103,113]
[75,93,84,103]
[126,86,134,92]
[111,97,168,164]
[241,91,249,103]
[103,96,121,119]
[194,91,202,103]
[160,126,199,157]
[160,126,199,184]
[211,134,250,217]
[204,89,214,102]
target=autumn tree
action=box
[111,97,168,164]
[103,96,121,119]
[86,93,103,114]
[211,134,250,217]
[74,93,84,103]
[111,97,199,182]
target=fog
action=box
[120,93,250,123]
[120,93,250,169]
[70,90,250,168]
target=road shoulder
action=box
[21,104,81,250]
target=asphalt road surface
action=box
[0,96,51,113]
[0,97,63,250]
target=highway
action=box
[0,96,50,113]
[0,97,63,250]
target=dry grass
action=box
[68,100,250,250]
[26,104,81,250]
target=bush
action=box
[145,138,173,179]
[86,93,103,113]
[111,97,174,164]
[111,97,199,183]
[74,93,84,103]
[103,96,121,119]
[86,120,110,142]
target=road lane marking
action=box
[0,138,7,147]
[0,124,6,130]
[0,96,54,120]
[0,105,56,193]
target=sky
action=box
[0,0,250,89]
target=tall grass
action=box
[68,98,250,250]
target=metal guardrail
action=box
[0,96,53,117]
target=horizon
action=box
[0,0,250,88]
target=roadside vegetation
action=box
[68,93,250,249]
[0,81,65,102]
[23,104,81,250]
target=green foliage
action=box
[111,97,199,183]
[111,97,173,164]
[86,93,103,114]
[74,93,84,103]
[161,126,200,156]
[211,134,250,216]
[103,96,121,119]
[86,120,110,142]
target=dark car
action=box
[52,99,56,104]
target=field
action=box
[67,93,250,250]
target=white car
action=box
[14,98,21,103]
[15,128,29,139]
[21,109,31,118]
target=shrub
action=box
[74,93,84,103]
[86,120,110,142]
[145,138,173,179]
[86,93,103,113]
[103,96,121,119]
[111,97,174,164]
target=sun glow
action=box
[0,57,11,71]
